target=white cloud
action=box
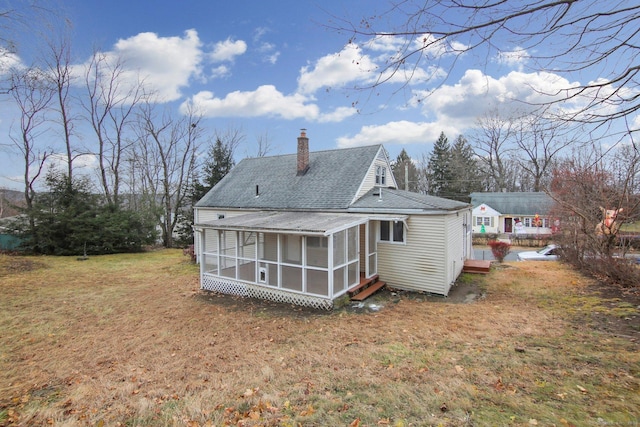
[365,34,405,54]
[264,51,280,65]
[496,47,530,68]
[362,33,465,67]
[210,64,231,79]
[45,153,98,174]
[209,38,247,62]
[182,85,320,120]
[337,68,586,150]
[318,106,357,123]
[253,26,270,42]
[297,44,378,95]
[337,120,458,148]
[0,49,23,74]
[415,69,580,125]
[108,29,203,102]
[297,37,449,95]
[257,42,280,65]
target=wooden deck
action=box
[348,274,386,301]
[463,259,492,274]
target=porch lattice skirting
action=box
[201,274,334,310]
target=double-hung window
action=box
[375,166,386,186]
[380,220,404,243]
[476,217,491,226]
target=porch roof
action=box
[197,211,407,236]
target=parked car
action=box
[517,244,560,261]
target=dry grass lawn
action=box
[0,250,638,426]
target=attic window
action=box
[375,166,386,186]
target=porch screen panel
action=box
[281,265,302,291]
[203,253,219,275]
[203,229,219,274]
[260,233,278,262]
[347,225,359,287]
[220,255,236,278]
[333,266,346,294]
[239,232,257,259]
[333,230,346,265]
[282,235,302,265]
[204,228,219,253]
[306,269,328,296]
[237,232,256,282]
[368,222,376,253]
[348,262,358,287]
[348,227,357,261]
[367,222,377,276]
[220,230,236,257]
[306,236,328,268]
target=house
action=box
[470,192,556,235]
[193,130,473,309]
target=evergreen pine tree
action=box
[448,135,483,202]
[16,171,156,255]
[392,148,420,192]
[426,132,452,197]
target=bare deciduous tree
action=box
[82,51,145,207]
[471,110,516,192]
[42,29,78,182]
[512,115,574,191]
[7,67,54,214]
[134,102,203,248]
[253,130,273,158]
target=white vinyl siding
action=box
[355,160,389,199]
[377,215,448,295]
[353,147,398,201]
[444,212,467,295]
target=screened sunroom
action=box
[195,211,375,309]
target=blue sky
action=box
[0,0,632,190]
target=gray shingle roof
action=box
[196,144,472,213]
[350,187,469,212]
[470,192,553,215]
[201,211,370,235]
[196,145,383,210]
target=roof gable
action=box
[472,203,501,216]
[196,144,384,210]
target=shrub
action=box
[488,240,511,263]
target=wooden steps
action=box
[463,260,492,274]
[348,274,386,301]
[350,280,386,301]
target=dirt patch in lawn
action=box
[0,251,638,427]
[0,256,48,277]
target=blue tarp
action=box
[0,234,22,250]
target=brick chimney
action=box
[297,129,309,176]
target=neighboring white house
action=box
[193,130,473,309]
[470,192,556,235]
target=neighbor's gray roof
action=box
[470,192,553,215]
[196,145,383,210]
[350,187,470,213]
